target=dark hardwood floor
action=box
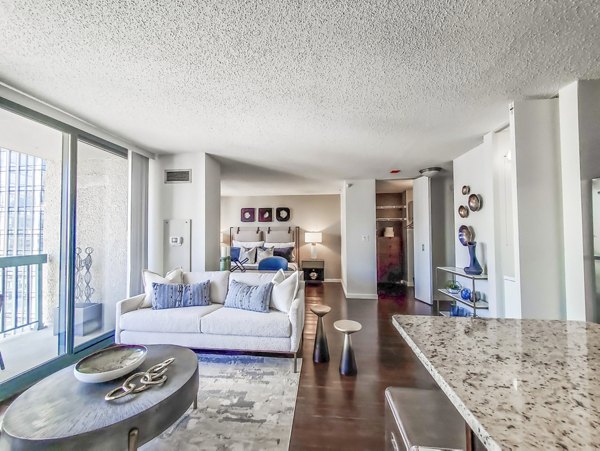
[289,282,439,450]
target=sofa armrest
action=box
[115,294,145,343]
[289,282,305,353]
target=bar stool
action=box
[310,305,331,363]
[333,320,362,376]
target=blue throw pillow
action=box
[224,280,273,313]
[152,281,210,309]
[230,247,241,261]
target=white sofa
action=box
[115,271,305,371]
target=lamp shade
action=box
[304,232,322,244]
[383,227,394,238]
[220,232,224,243]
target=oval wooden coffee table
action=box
[0,344,198,451]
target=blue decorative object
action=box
[152,282,210,309]
[225,280,273,313]
[230,247,241,261]
[464,241,483,275]
[460,287,472,300]
[258,256,289,271]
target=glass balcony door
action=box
[73,140,128,348]
[0,106,65,384]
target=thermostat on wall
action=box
[170,236,183,246]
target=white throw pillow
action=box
[270,269,299,313]
[263,242,295,248]
[233,240,265,249]
[257,247,274,262]
[141,268,183,308]
[239,246,257,264]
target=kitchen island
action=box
[392,315,600,450]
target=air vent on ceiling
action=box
[164,169,192,184]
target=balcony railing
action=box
[0,254,47,335]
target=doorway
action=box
[375,179,414,297]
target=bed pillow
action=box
[230,247,241,261]
[152,281,210,310]
[239,246,257,264]
[233,240,265,249]
[270,269,299,312]
[257,247,274,262]
[273,247,294,262]
[225,280,273,313]
[263,242,296,260]
[141,268,183,308]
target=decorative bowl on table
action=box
[74,344,147,383]
[446,280,462,294]
[460,288,472,301]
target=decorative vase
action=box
[464,242,483,275]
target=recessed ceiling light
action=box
[389,169,401,174]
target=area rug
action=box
[142,353,302,451]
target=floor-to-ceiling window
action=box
[0,98,129,396]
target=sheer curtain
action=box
[128,151,149,296]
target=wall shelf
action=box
[376,205,406,210]
[376,218,406,222]
[435,267,488,317]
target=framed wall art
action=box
[241,208,255,222]
[258,208,273,222]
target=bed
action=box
[228,226,301,271]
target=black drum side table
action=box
[310,305,331,363]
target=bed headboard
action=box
[229,226,301,262]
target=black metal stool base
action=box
[313,316,330,363]
[339,333,357,376]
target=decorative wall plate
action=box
[276,207,290,222]
[241,208,255,222]
[461,185,470,195]
[74,345,147,383]
[468,194,483,212]
[458,225,474,246]
[458,205,469,218]
[258,207,273,222]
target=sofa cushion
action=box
[200,307,292,338]
[270,270,299,313]
[120,304,222,333]
[152,281,210,309]
[141,268,183,308]
[229,271,279,286]
[183,271,229,304]
[224,280,273,313]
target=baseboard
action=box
[324,278,341,283]
[345,292,378,300]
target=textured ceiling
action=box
[1,1,600,195]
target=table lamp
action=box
[305,232,323,259]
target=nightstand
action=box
[302,260,324,283]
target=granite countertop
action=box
[392,315,600,451]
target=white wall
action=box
[221,194,341,279]
[559,80,600,322]
[512,99,564,320]
[341,180,377,299]
[148,152,221,273]
[453,139,497,317]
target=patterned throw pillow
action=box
[257,247,274,262]
[224,280,273,313]
[239,246,257,264]
[152,281,210,310]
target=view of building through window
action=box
[0,148,46,336]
